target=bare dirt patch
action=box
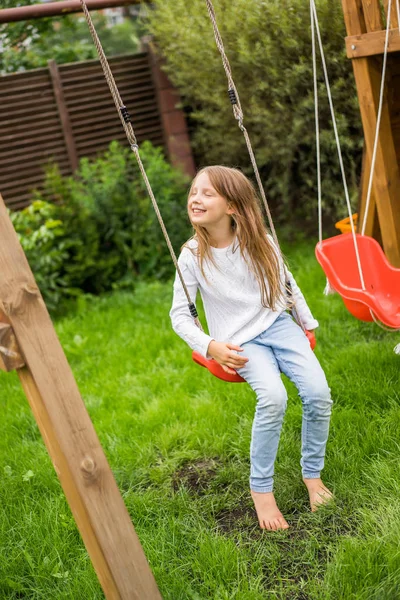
[215,503,258,534]
[172,457,220,495]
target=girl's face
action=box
[188,172,234,228]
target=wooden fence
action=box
[0,48,195,210]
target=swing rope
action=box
[311,0,322,247]
[79,0,204,332]
[310,0,365,290]
[80,0,314,342]
[311,0,394,279]
[205,0,312,333]
[204,0,280,254]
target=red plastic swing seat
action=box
[192,330,316,383]
[315,232,400,328]
[192,351,246,383]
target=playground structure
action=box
[0,0,399,598]
[310,0,400,332]
[341,0,400,267]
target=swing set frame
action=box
[0,0,399,598]
[341,0,400,267]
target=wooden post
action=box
[0,193,162,600]
[358,144,382,242]
[48,59,79,172]
[143,37,196,178]
[383,0,399,28]
[341,0,400,266]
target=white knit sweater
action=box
[169,235,319,358]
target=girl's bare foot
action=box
[250,490,290,530]
[303,477,334,512]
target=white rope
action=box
[361,0,392,235]
[369,309,400,331]
[310,1,322,245]
[310,0,366,290]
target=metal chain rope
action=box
[79,0,204,332]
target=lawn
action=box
[1,240,399,599]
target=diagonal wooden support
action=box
[0,193,162,600]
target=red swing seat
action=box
[192,330,316,383]
[315,232,400,328]
[192,351,246,383]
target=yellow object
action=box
[335,213,358,234]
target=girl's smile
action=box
[188,172,233,225]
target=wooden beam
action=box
[360,0,383,31]
[342,0,366,35]
[0,0,141,23]
[357,143,382,243]
[346,28,400,58]
[351,57,400,265]
[0,192,162,600]
[382,0,399,28]
[48,60,79,172]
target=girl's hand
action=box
[207,341,249,375]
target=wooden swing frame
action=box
[341,0,400,267]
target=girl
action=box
[169,166,333,531]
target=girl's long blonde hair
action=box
[184,165,287,311]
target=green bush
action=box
[9,141,192,313]
[9,197,100,313]
[147,0,363,230]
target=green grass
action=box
[1,240,400,599]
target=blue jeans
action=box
[236,312,332,493]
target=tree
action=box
[147,0,363,228]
